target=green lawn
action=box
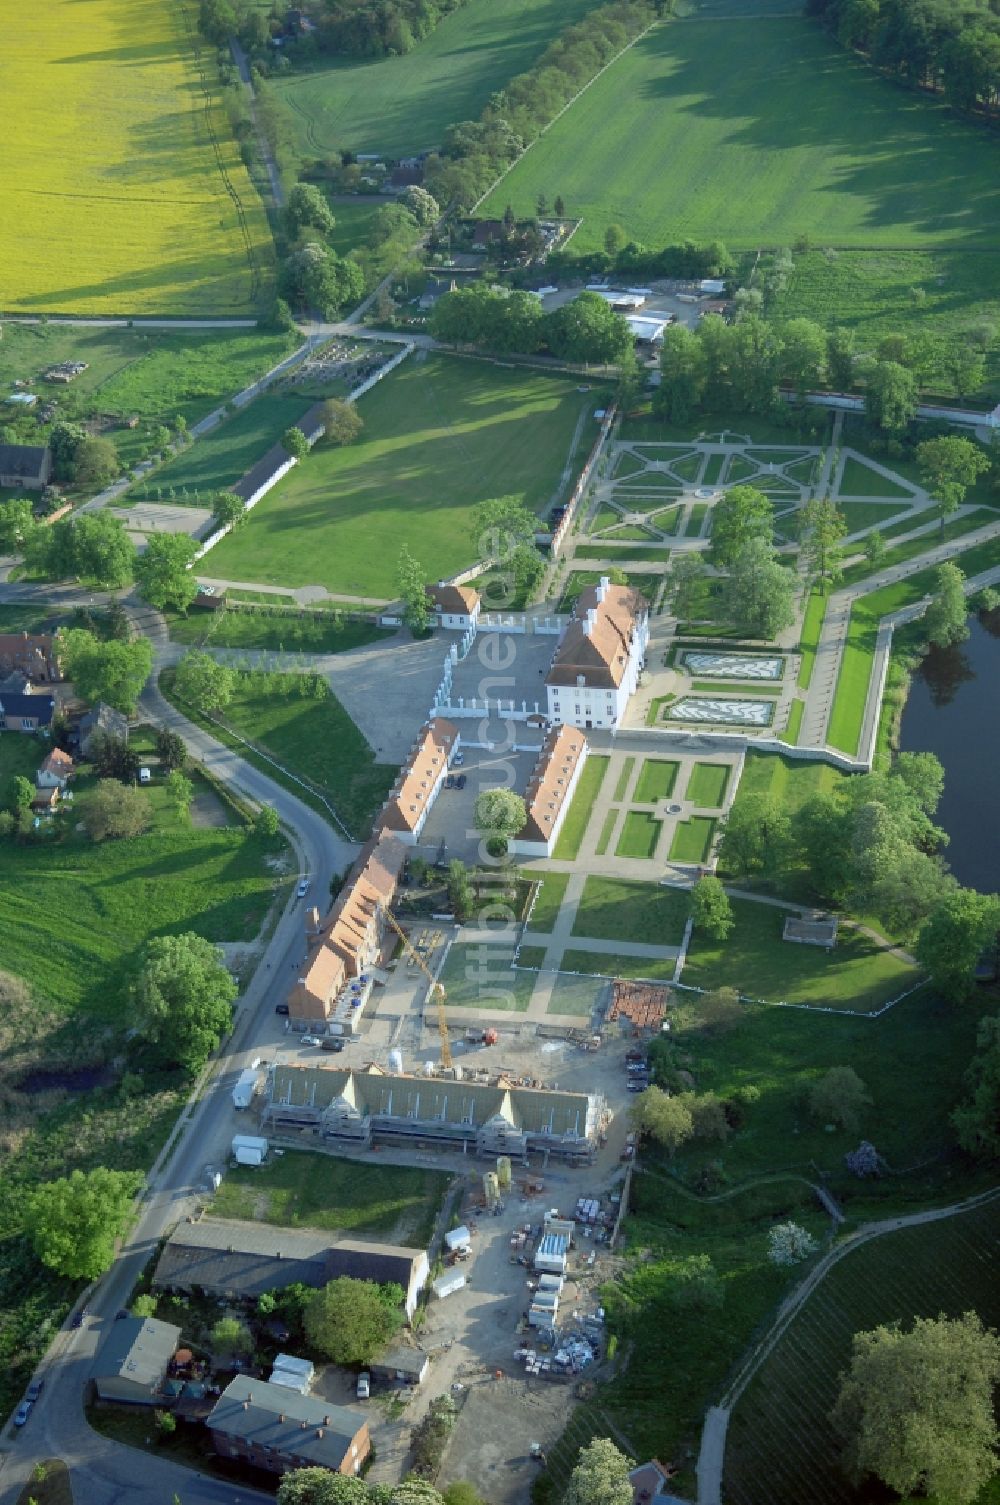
[784,698,804,744]
[481,16,1000,253]
[838,457,916,500]
[613,756,636,803]
[560,949,676,982]
[685,502,709,536]
[208,356,594,598]
[439,942,534,1011]
[840,508,997,586]
[668,816,716,864]
[0,734,44,791]
[274,0,601,157]
[633,759,679,803]
[167,606,390,655]
[837,500,915,535]
[527,870,570,932]
[148,393,312,500]
[684,763,730,808]
[683,896,917,1010]
[516,945,547,970]
[0,603,63,634]
[162,667,397,839]
[546,973,605,1017]
[324,197,385,259]
[211,1150,449,1247]
[552,756,609,860]
[616,810,663,860]
[725,1200,1000,1505]
[573,877,689,947]
[595,809,619,857]
[797,587,827,692]
[572,544,675,562]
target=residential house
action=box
[511,726,588,858]
[0,632,62,683]
[78,702,128,757]
[0,690,55,733]
[206,1376,370,1476]
[379,718,459,845]
[546,577,648,731]
[37,747,73,790]
[90,1316,182,1405]
[31,785,61,812]
[426,582,481,632]
[0,444,51,490]
[471,220,505,249]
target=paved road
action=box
[0,583,356,1505]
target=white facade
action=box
[510,741,588,859]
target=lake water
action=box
[898,612,1000,894]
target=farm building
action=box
[90,1316,182,1405]
[546,577,648,731]
[206,1376,370,1476]
[625,315,668,345]
[152,1216,430,1319]
[511,726,589,858]
[263,1063,602,1164]
[0,444,51,489]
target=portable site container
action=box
[534,1234,568,1274]
[445,1225,472,1253]
[231,1134,268,1165]
[232,1068,260,1109]
[544,1215,575,1243]
[537,1273,564,1294]
[432,1270,467,1300]
[272,1355,315,1382]
[269,1368,310,1394]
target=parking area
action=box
[449,630,557,720]
[417,743,539,864]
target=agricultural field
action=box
[273,0,601,159]
[481,16,1000,256]
[724,1198,1000,1505]
[207,355,596,598]
[2,0,273,315]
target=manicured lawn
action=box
[150,393,312,500]
[560,949,676,982]
[527,870,570,933]
[162,667,398,839]
[3,0,272,315]
[784,698,804,744]
[273,0,601,157]
[684,502,709,536]
[633,759,679,803]
[546,973,605,1017]
[439,942,534,1012]
[668,816,716,864]
[725,1199,1000,1505]
[616,811,663,860]
[684,762,730,808]
[595,809,619,857]
[836,500,914,534]
[211,1150,449,1246]
[573,877,689,947]
[0,734,43,790]
[552,756,609,860]
[840,508,997,586]
[573,544,675,562]
[167,606,390,655]
[797,586,827,692]
[736,750,847,814]
[209,356,594,598]
[838,457,916,500]
[481,16,1000,253]
[683,896,918,1009]
[613,757,636,803]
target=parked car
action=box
[296,878,310,899]
[25,1380,43,1403]
[71,1310,86,1329]
[455,774,467,790]
[302,1035,322,1047]
[321,1037,346,1052]
[357,1372,370,1400]
[275,1003,289,1016]
[444,775,455,790]
[13,1401,32,1427]
[453,752,464,766]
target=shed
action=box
[444,1225,472,1253]
[370,1346,430,1385]
[90,1317,182,1405]
[783,915,838,949]
[534,1233,568,1274]
[272,1354,315,1383]
[432,1270,466,1300]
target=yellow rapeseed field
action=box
[1,0,274,316]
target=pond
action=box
[898,611,1000,893]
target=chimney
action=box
[597,576,609,601]
[317,1428,325,1439]
[324,1415,332,1426]
[279,1414,286,1424]
[584,609,597,638]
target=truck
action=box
[232,1068,261,1110]
[231,1134,268,1167]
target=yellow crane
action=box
[381,907,452,1070]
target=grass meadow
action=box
[207,355,594,598]
[273,0,601,158]
[481,16,1000,255]
[724,1198,1000,1505]
[151,393,311,499]
[573,876,689,947]
[2,0,272,314]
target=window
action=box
[21,719,32,731]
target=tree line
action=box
[807,0,1000,119]
[430,283,633,362]
[425,0,670,212]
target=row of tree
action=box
[425,0,668,211]
[807,0,1000,119]
[430,285,633,363]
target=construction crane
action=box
[381,907,452,1070]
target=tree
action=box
[718,792,790,879]
[165,769,194,820]
[917,889,1000,1002]
[924,561,969,648]
[630,1086,693,1157]
[281,243,365,318]
[659,1254,724,1312]
[134,533,199,612]
[697,986,743,1034]
[132,932,237,1073]
[684,1091,730,1143]
[665,552,708,619]
[396,545,430,634]
[545,293,632,365]
[82,779,152,842]
[447,859,474,922]
[780,317,827,397]
[278,1471,371,1505]
[767,1222,818,1266]
[73,434,120,489]
[798,497,847,586]
[86,730,139,782]
[953,1012,1000,1162]
[831,1312,1000,1505]
[554,195,565,217]
[44,513,134,588]
[255,804,281,838]
[174,650,235,713]
[132,1293,158,1317]
[809,1066,872,1132]
[211,1316,253,1360]
[474,788,527,843]
[8,775,34,814]
[864,360,916,434]
[59,628,151,712]
[319,398,363,447]
[212,491,246,529]
[283,426,309,461]
[155,728,187,771]
[285,182,336,238]
[25,1167,142,1279]
[723,537,796,639]
[0,497,36,553]
[402,186,439,226]
[564,1438,634,1505]
[304,1277,405,1364]
[863,529,886,569]
[917,435,990,528]
[690,876,733,940]
[656,325,707,422]
[475,495,538,558]
[827,327,856,391]
[604,223,627,258]
[710,485,773,568]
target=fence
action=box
[550,403,617,559]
